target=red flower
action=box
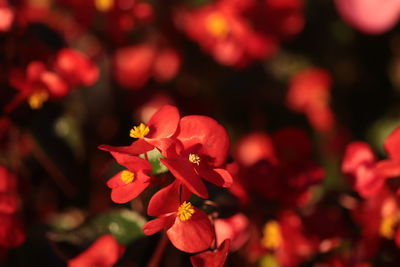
[160,115,232,198]
[54,48,99,87]
[287,68,335,132]
[342,141,384,197]
[143,181,215,253]
[6,61,69,111]
[214,213,250,251]
[114,43,181,90]
[0,214,25,248]
[190,239,231,267]
[375,127,400,180]
[0,3,13,32]
[99,105,180,155]
[68,234,125,267]
[106,153,152,203]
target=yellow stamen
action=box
[206,13,230,38]
[380,214,397,239]
[120,170,134,184]
[262,220,282,250]
[188,154,201,165]
[28,90,49,109]
[95,0,114,12]
[177,201,195,221]
[129,123,150,139]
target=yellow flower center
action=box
[262,220,282,250]
[130,123,150,139]
[380,214,397,239]
[95,0,114,12]
[177,201,195,221]
[188,154,201,165]
[28,90,49,109]
[206,13,230,38]
[120,170,134,184]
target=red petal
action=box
[375,160,400,178]
[143,215,176,236]
[110,176,150,203]
[40,71,69,98]
[146,105,180,139]
[199,166,233,188]
[160,158,208,198]
[190,239,231,267]
[167,209,214,253]
[68,234,124,267]
[109,152,152,172]
[0,193,19,214]
[354,165,385,197]
[148,180,183,216]
[342,142,375,174]
[175,116,229,167]
[384,127,400,161]
[98,138,154,155]
[26,61,46,82]
[55,48,99,87]
[0,214,25,248]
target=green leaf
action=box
[142,148,169,175]
[48,209,146,245]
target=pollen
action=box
[261,220,282,250]
[28,90,49,109]
[177,201,195,221]
[380,214,397,239]
[206,13,230,38]
[188,154,201,165]
[95,0,114,12]
[129,123,150,139]
[120,170,134,184]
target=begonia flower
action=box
[106,153,152,203]
[342,141,384,197]
[54,48,99,87]
[160,115,232,198]
[143,181,215,253]
[334,0,400,34]
[68,234,125,267]
[114,43,181,89]
[214,213,250,251]
[190,239,231,267]
[375,127,400,180]
[6,61,69,111]
[0,3,13,32]
[287,68,335,133]
[99,105,180,155]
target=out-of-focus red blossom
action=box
[54,48,99,87]
[0,166,25,248]
[233,129,324,207]
[106,154,152,203]
[160,115,232,198]
[190,239,231,267]
[314,256,371,267]
[0,214,25,248]
[6,61,69,111]
[99,105,180,156]
[68,234,125,267]
[287,68,336,133]
[262,211,317,267]
[233,132,277,167]
[334,0,400,35]
[143,181,215,253]
[176,0,303,67]
[214,213,250,251]
[375,127,400,181]
[0,3,13,32]
[114,43,181,90]
[352,187,400,258]
[342,142,384,197]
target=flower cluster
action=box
[98,105,233,264]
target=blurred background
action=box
[2,0,400,266]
